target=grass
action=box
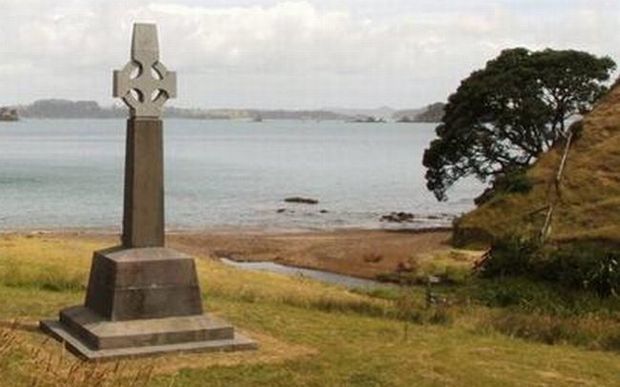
[0,234,619,386]
[375,248,479,285]
[453,83,620,246]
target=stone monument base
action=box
[40,246,256,360]
[40,307,256,361]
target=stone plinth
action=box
[84,247,202,320]
[40,247,257,360]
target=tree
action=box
[423,48,615,201]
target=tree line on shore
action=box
[6,99,445,122]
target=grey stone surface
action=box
[41,246,257,360]
[40,318,257,361]
[85,247,203,321]
[122,119,164,248]
[58,306,234,350]
[113,23,176,119]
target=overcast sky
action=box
[1,0,619,109]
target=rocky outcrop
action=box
[284,197,319,205]
[349,116,386,123]
[380,212,415,223]
[0,107,18,121]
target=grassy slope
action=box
[454,84,620,245]
[0,235,619,386]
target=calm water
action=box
[0,119,480,231]
[219,258,387,289]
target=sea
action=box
[0,119,482,231]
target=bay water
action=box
[0,119,481,231]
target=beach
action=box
[13,227,483,282]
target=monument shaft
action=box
[123,118,165,248]
[40,22,256,361]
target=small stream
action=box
[220,258,391,289]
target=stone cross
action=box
[113,23,177,119]
[114,23,176,248]
[40,22,256,360]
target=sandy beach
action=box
[20,227,473,280]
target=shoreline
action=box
[0,224,453,236]
[1,226,472,281]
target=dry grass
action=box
[0,234,95,291]
[483,311,620,352]
[0,320,315,386]
[1,233,619,386]
[455,84,620,245]
[0,323,155,387]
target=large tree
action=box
[423,48,615,201]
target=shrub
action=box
[442,265,470,284]
[474,169,533,205]
[428,306,453,325]
[543,243,619,298]
[485,311,620,351]
[478,238,620,299]
[478,237,540,278]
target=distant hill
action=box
[325,106,396,120]
[454,84,620,246]
[392,103,445,123]
[246,109,350,120]
[392,108,424,122]
[17,99,353,120]
[19,99,124,119]
[16,99,446,122]
[413,102,445,123]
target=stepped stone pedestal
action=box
[40,248,256,360]
[40,23,256,360]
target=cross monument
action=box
[40,23,256,360]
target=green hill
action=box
[454,83,620,246]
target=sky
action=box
[1,0,619,109]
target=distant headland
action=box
[9,99,445,123]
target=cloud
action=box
[0,0,618,108]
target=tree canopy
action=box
[423,48,616,201]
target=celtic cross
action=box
[39,21,256,361]
[113,23,177,119]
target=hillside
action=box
[393,103,445,123]
[392,107,424,121]
[17,99,352,120]
[413,102,445,123]
[454,83,620,246]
